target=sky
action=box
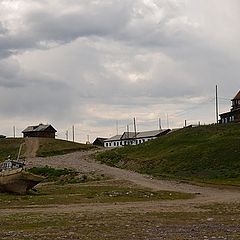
[0,0,239,142]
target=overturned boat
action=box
[0,144,44,194]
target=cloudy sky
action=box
[0,0,239,142]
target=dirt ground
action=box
[1,147,240,239]
[24,138,39,158]
[23,149,240,212]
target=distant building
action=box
[93,137,107,147]
[22,124,57,138]
[0,135,6,139]
[104,129,170,148]
[219,90,240,124]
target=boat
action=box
[0,144,44,194]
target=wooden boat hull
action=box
[0,168,44,194]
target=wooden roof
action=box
[22,124,57,133]
[232,90,240,100]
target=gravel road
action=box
[25,149,240,207]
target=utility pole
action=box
[66,130,68,141]
[13,126,16,138]
[116,120,119,135]
[72,125,75,142]
[216,85,219,124]
[158,118,162,130]
[133,117,137,138]
[166,113,169,129]
[127,125,129,139]
[184,120,187,127]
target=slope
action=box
[97,123,240,185]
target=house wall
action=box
[23,131,55,138]
[219,109,240,124]
[104,137,157,148]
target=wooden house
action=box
[219,90,240,123]
[104,129,171,148]
[93,138,107,147]
[22,124,57,138]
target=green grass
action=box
[28,166,107,184]
[97,123,240,185]
[0,138,25,162]
[28,166,78,181]
[37,138,96,157]
[0,180,192,208]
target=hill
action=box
[0,138,95,161]
[96,123,240,185]
[37,138,95,157]
[0,138,25,161]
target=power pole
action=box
[133,117,137,138]
[66,130,68,141]
[158,118,162,130]
[13,126,16,138]
[116,120,119,135]
[127,125,129,139]
[184,120,187,127]
[216,85,219,124]
[72,125,75,142]
[166,113,169,129]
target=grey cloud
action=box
[25,2,132,42]
[0,0,240,139]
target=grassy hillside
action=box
[37,138,95,157]
[97,124,240,185]
[0,138,95,161]
[0,138,25,161]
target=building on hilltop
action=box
[93,137,107,147]
[219,90,240,124]
[22,124,57,138]
[104,129,170,148]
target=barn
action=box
[22,124,57,138]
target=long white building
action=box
[104,129,170,148]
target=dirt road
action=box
[24,138,39,158]
[25,150,240,208]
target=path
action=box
[25,150,240,205]
[24,138,39,158]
